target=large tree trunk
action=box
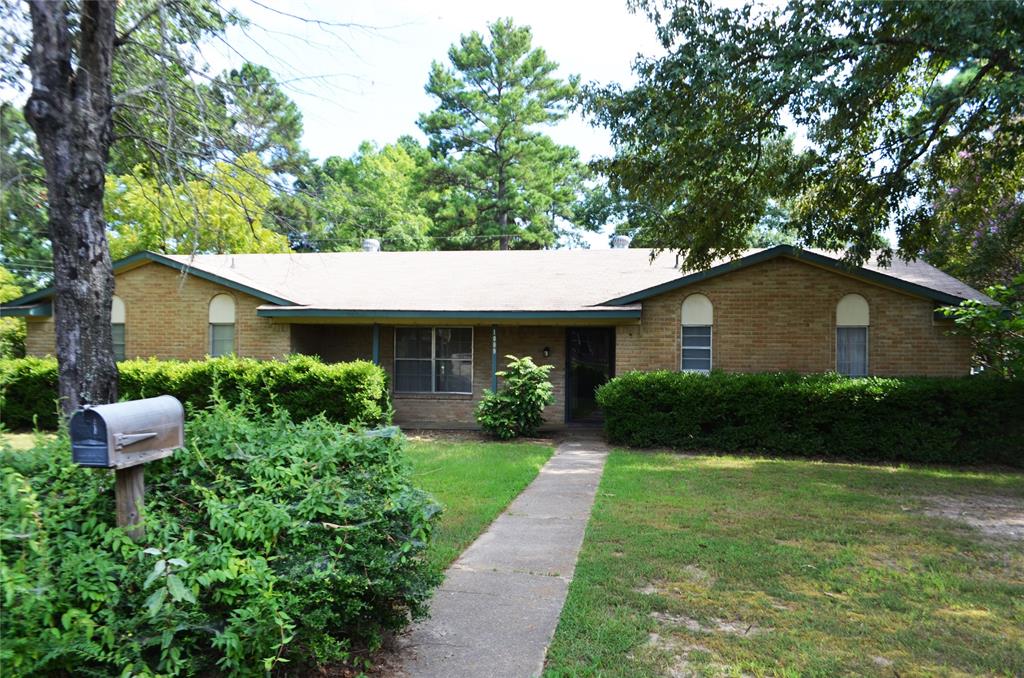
[24,0,118,415]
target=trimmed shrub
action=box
[597,371,1024,466]
[0,399,441,676]
[475,355,555,439]
[0,355,391,430]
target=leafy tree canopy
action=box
[0,105,49,289]
[587,0,1024,270]
[106,154,291,259]
[419,18,591,250]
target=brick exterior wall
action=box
[23,262,291,360]
[616,256,972,377]
[25,317,56,356]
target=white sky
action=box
[205,0,667,247]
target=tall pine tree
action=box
[419,19,588,250]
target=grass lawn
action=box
[545,451,1024,677]
[1,431,54,451]
[405,437,554,573]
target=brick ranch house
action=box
[3,244,989,428]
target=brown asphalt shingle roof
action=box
[159,246,991,312]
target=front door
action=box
[566,327,615,423]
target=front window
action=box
[111,295,126,361]
[208,294,236,357]
[681,293,713,373]
[395,327,473,393]
[836,294,869,376]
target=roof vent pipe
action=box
[361,238,381,252]
[611,235,630,249]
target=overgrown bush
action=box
[597,371,1024,466]
[0,355,391,430]
[475,355,554,439]
[0,399,441,676]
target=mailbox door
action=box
[70,409,112,467]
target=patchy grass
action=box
[405,437,553,573]
[1,431,55,451]
[545,451,1024,677]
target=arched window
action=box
[836,294,869,376]
[111,295,126,361]
[209,294,236,357]
[681,294,713,373]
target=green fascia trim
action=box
[257,308,642,320]
[1,251,297,308]
[601,245,967,306]
[0,302,52,317]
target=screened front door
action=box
[566,327,615,423]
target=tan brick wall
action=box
[25,317,56,356]
[616,257,972,377]
[23,262,291,360]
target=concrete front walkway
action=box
[397,437,609,678]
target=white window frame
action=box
[394,326,474,394]
[680,325,713,374]
[208,294,236,357]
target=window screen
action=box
[111,324,126,362]
[681,325,712,372]
[210,324,235,357]
[395,327,473,393]
[837,326,868,377]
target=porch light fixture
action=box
[542,346,551,358]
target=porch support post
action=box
[372,324,380,365]
[491,325,498,392]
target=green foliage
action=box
[596,371,1024,466]
[0,400,441,675]
[105,154,291,259]
[0,105,50,289]
[475,355,555,439]
[0,266,25,358]
[280,138,435,251]
[942,276,1024,379]
[588,0,1024,269]
[419,18,591,249]
[0,355,391,431]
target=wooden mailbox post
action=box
[69,395,185,542]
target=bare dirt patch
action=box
[650,611,769,636]
[643,633,754,678]
[920,494,1024,541]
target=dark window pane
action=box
[682,355,711,371]
[111,323,126,362]
[395,359,432,391]
[396,327,432,359]
[435,327,472,359]
[837,327,868,376]
[435,359,472,393]
[682,326,712,347]
[210,324,234,357]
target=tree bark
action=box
[24,0,119,415]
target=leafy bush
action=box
[0,399,441,676]
[942,274,1024,378]
[597,371,1024,466]
[475,355,555,439]
[0,355,391,430]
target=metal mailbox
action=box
[70,395,184,469]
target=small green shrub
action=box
[475,355,555,439]
[0,399,441,676]
[597,371,1024,466]
[0,355,391,430]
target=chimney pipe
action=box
[361,238,381,252]
[611,235,630,249]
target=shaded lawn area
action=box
[405,437,553,573]
[545,451,1024,677]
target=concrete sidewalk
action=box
[397,437,609,678]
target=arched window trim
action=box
[208,294,236,357]
[680,293,713,374]
[836,294,869,377]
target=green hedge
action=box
[0,400,440,675]
[0,355,391,430]
[596,371,1024,466]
